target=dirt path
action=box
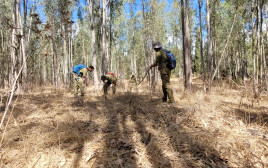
[0,80,267,168]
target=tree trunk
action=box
[259,0,266,91]
[52,30,58,88]
[87,0,99,91]
[134,48,137,75]
[263,18,268,91]
[109,2,113,72]
[10,0,18,85]
[206,0,212,91]
[82,36,86,64]
[20,0,27,90]
[176,36,181,78]
[101,0,109,74]
[181,0,185,82]
[198,0,205,91]
[62,23,68,86]
[242,27,248,82]
[252,0,258,98]
[185,0,192,90]
[69,34,73,86]
[181,0,191,90]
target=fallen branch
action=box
[30,154,42,168]
[0,66,24,130]
[137,69,150,85]
[0,41,49,130]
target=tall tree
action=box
[198,0,205,91]
[206,0,212,91]
[87,0,99,91]
[101,0,109,74]
[181,0,192,90]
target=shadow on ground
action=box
[91,93,229,168]
[222,101,268,127]
[2,92,230,168]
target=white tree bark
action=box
[206,0,212,90]
[18,0,27,89]
[101,0,107,74]
[62,23,68,85]
[87,0,99,91]
[185,0,192,90]
[10,0,19,86]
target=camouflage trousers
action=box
[74,76,85,96]
[160,70,174,102]
[103,81,116,98]
[129,82,137,92]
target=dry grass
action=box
[0,78,267,168]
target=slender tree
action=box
[87,0,99,90]
[206,0,213,91]
[198,0,205,91]
[181,0,192,90]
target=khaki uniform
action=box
[74,68,88,96]
[103,74,117,98]
[154,50,174,102]
[129,76,137,92]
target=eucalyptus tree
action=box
[112,0,127,79]
[251,0,266,97]
[58,0,73,86]
[0,0,12,87]
[129,0,137,76]
[43,0,60,87]
[10,0,20,85]
[101,0,109,74]
[87,0,99,90]
[181,0,192,90]
[206,0,212,91]
[198,0,205,90]
[108,0,123,73]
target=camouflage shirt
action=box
[79,68,88,78]
[106,74,117,84]
[154,49,169,74]
[130,76,136,83]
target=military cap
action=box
[152,41,162,49]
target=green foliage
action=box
[0,0,266,86]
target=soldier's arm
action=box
[80,68,88,83]
[150,52,161,69]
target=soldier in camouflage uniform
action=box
[101,73,117,99]
[129,74,137,92]
[149,42,175,103]
[74,65,94,97]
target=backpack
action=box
[73,64,87,74]
[161,49,176,70]
[106,73,116,78]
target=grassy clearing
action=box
[0,78,267,167]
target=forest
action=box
[0,0,267,167]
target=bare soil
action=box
[0,78,267,168]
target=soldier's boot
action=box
[74,84,78,96]
[80,84,85,97]
[167,88,175,103]
[162,85,167,102]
